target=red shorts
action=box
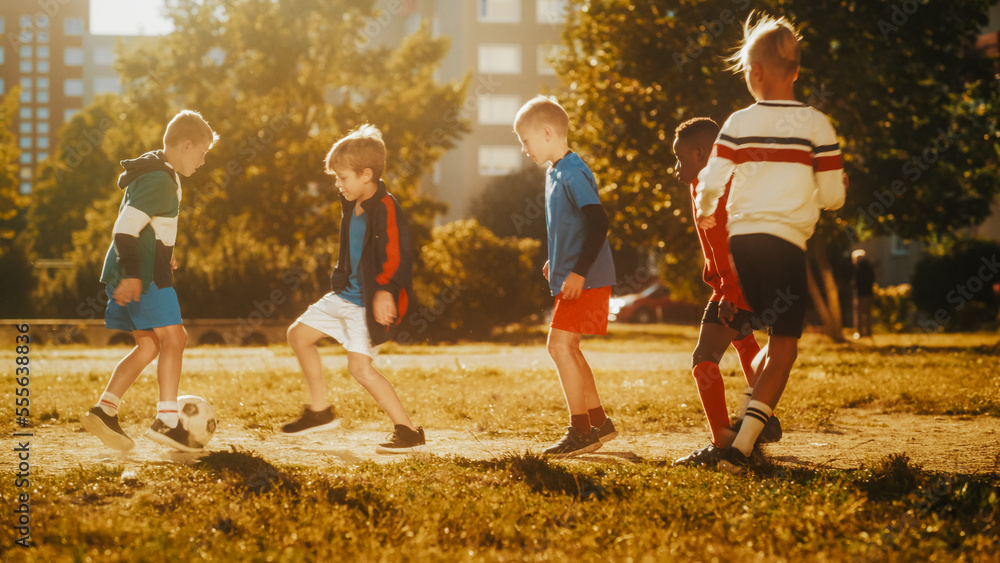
[550,286,612,336]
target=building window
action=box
[20,77,31,90]
[19,168,32,180]
[38,107,49,119]
[478,0,520,23]
[37,31,49,43]
[37,77,49,89]
[20,15,32,28]
[37,122,49,134]
[65,109,79,122]
[20,153,31,165]
[37,152,48,162]
[0,16,4,33]
[478,44,522,74]
[20,183,31,195]
[20,60,32,73]
[20,90,31,104]
[19,138,31,150]
[0,79,3,95]
[37,60,50,73]
[890,234,910,257]
[94,76,121,95]
[37,137,49,149]
[478,146,523,176]
[65,47,84,66]
[478,94,522,125]
[65,79,84,96]
[35,15,49,28]
[19,30,31,43]
[37,91,49,103]
[537,0,568,25]
[19,122,31,134]
[94,47,115,66]
[0,47,4,64]
[537,44,563,75]
[19,108,31,120]
[37,45,49,58]
[19,46,30,58]
[65,17,85,35]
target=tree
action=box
[0,89,35,317]
[33,0,469,317]
[469,167,547,243]
[556,0,1000,340]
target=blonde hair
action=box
[325,124,386,181]
[163,110,219,149]
[728,12,801,77]
[513,95,569,137]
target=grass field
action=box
[2,325,999,561]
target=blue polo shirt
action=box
[545,152,616,296]
[338,210,366,306]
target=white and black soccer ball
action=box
[178,395,217,449]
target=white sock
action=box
[156,401,179,428]
[732,400,773,456]
[97,392,121,416]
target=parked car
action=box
[609,282,702,324]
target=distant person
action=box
[81,110,218,452]
[691,12,848,473]
[670,117,781,467]
[513,95,618,458]
[852,249,875,338]
[279,124,425,454]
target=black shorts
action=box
[701,301,755,340]
[729,233,808,338]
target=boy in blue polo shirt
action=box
[81,110,217,452]
[514,95,618,458]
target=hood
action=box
[117,150,175,190]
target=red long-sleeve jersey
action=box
[690,178,751,311]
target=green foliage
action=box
[469,167,547,242]
[412,220,547,341]
[29,0,467,317]
[872,283,917,332]
[556,0,1000,295]
[911,238,1000,331]
[0,89,35,316]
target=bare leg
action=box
[750,336,797,409]
[104,330,160,399]
[547,327,602,415]
[287,321,331,411]
[346,352,414,429]
[151,324,187,402]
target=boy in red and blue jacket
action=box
[280,124,423,453]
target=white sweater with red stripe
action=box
[695,100,847,250]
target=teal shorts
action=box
[105,281,183,332]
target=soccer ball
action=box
[178,395,217,449]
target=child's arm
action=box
[695,134,738,226]
[374,195,413,326]
[561,204,609,300]
[111,174,177,303]
[812,117,847,211]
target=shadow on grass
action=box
[196,447,300,496]
[455,451,607,501]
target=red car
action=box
[609,282,702,324]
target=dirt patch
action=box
[15,408,999,478]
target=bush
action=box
[910,238,1000,332]
[872,283,916,332]
[408,220,547,341]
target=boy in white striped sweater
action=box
[693,13,847,473]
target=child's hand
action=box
[113,278,142,306]
[373,290,397,328]
[560,273,584,300]
[718,299,737,326]
[697,212,716,230]
[542,261,550,281]
[170,254,179,270]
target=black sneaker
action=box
[145,418,202,453]
[542,426,602,458]
[281,406,341,435]
[594,418,618,443]
[717,446,754,475]
[673,444,723,467]
[375,425,426,454]
[732,415,783,444]
[81,406,135,451]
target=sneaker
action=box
[281,406,341,435]
[717,446,754,475]
[673,444,723,467]
[542,426,602,458]
[731,415,783,444]
[144,418,202,453]
[375,425,426,454]
[81,406,135,451]
[594,418,618,443]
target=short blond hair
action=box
[325,124,386,181]
[728,12,801,77]
[163,110,219,149]
[513,95,569,137]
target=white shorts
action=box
[296,292,377,358]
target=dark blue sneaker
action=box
[543,426,602,458]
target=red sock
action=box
[570,414,592,434]
[588,406,607,427]
[693,361,730,446]
[732,333,761,387]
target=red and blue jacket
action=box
[331,180,413,346]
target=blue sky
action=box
[91,0,173,36]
